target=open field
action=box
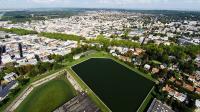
[0,69,64,112]
[15,77,77,112]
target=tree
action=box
[5,35,10,38]
[39,32,82,41]
[18,77,30,86]
[110,34,117,38]
[53,63,63,70]
[35,54,41,62]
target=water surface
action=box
[72,58,154,112]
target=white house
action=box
[144,64,151,70]
[174,92,187,102]
[2,54,13,64]
[3,72,18,82]
[195,99,200,108]
[73,54,82,60]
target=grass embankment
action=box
[137,87,154,112]
[15,76,77,112]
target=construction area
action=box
[54,92,100,112]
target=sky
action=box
[0,0,200,10]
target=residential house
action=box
[173,92,187,102]
[183,83,194,92]
[151,68,160,74]
[163,85,187,102]
[144,64,151,70]
[196,88,200,94]
[195,99,200,108]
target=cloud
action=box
[30,0,66,3]
[97,0,164,4]
[1,0,200,10]
[31,0,56,3]
[28,0,200,5]
[96,0,200,4]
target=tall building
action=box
[0,45,6,53]
[18,43,23,58]
[0,55,2,65]
[2,45,6,53]
[0,46,2,65]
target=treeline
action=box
[144,44,200,61]
[48,45,94,63]
[86,36,141,48]
[0,10,77,22]
[143,43,200,74]
[0,28,83,41]
[0,62,63,80]
[39,32,83,41]
[0,28,38,35]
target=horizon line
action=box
[0,7,200,12]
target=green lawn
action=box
[137,87,154,112]
[15,77,77,112]
[0,69,63,112]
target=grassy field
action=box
[15,77,77,112]
[0,69,64,112]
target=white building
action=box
[144,64,151,70]
[3,72,18,82]
[195,99,200,108]
[173,92,187,102]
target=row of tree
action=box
[39,32,83,41]
[0,61,63,80]
[0,28,38,35]
[0,28,83,42]
[86,35,140,48]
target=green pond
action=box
[72,58,154,112]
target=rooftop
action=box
[147,98,174,112]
